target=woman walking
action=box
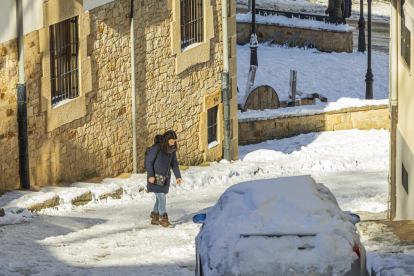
[146,130,182,227]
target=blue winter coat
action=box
[145,138,181,194]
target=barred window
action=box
[180,0,204,50]
[402,164,409,195]
[401,0,411,68]
[207,105,218,144]
[50,17,79,107]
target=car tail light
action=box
[353,244,361,258]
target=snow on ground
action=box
[237,0,391,22]
[0,129,395,275]
[237,44,389,120]
[237,12,355,32]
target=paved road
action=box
[236,7,390,53]
[347,19,390,53]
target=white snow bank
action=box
[1,130,389,223]
[237,44,389,121]
[0,190,56,209]
[239,128,389,172]
[201,176,358,275]
[0,207,36,225]
[70,182,122,199]
[239,98,388,121]
[237,12,355,32]
[41,186,91,204]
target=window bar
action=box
[75,16,79,98]
[49,25,55,105]
[66,19,71,100]
[57,22,62,103]
[186,0,189,47]
[71,18,75,99]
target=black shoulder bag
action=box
[154,150,172,187]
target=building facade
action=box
[0,0,238,190]
[390,0,414,219]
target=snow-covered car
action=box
[192,175,367,276]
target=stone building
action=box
[389,0,414,220]
[0,0,238,190]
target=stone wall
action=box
[0,38,20,189]
[237,22,353,53]
[238,105,390,145]
[0,0,238,190]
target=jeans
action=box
[153,193,166,214]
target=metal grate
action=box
[401,0,411,68]
[180,0,204,50]
[207,105,218,144]
[49,17,79,106]
[402,163,409,195]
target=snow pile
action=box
[0,190,56,209]
[237,44,389,120]
[200,176,359,275]
[239,98,388,121]
[41,186,91,204]
[239,129,389,173]
[237,12,355,32]
[0,207,36,225]
[71,182,122,199]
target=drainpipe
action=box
[222,0,231,161]
[16,0,30,189]
[130,0,137,173]
[389,0,398,220]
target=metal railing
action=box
[256,8,346,25]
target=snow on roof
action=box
[200,175,359,275]
[237,12,356,33]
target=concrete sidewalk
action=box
[357,212,414,275]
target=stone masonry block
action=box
[42,51,50,77]
[81,57,92,94]
[199,111,207,152]
[40,76,51,112]
[227,15,237,38]
[27,195,60,212]
[205,89,222,111]
[218,103,224,142]
[79,12,91,38]
[39,28,50,52]
[44,0,83,27]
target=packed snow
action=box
[0,129,397,275]
[237,44,389,120]
[199,176,360,275]
[237,12,355,32]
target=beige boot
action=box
[150,211,161,225]
[159,212,172,227]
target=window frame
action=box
[401,0,411,68]
[207,105,218,144]
[49,16,80,107]
[180,0,204,50]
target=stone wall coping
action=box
[238,104,389,123]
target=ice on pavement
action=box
[201,176,358,275]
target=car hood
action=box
[198,176,359,276]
